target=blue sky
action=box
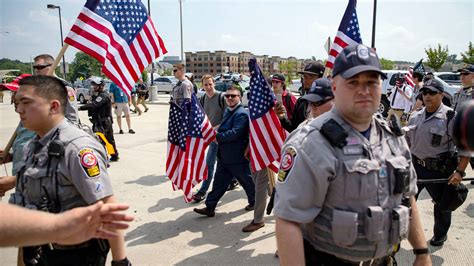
[0,0,472,64]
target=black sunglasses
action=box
[173,69,178,73]
[33,64,52,70]
[421,90,439,96]
[460,72,471,76]
[224,94,239,99]
[310,97,333,107]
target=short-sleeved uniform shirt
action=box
[172,79,193,105]
[11,119,113,211]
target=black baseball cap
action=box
[272,73,285,82]
[457,64,474,73]
[333,44,387,79]
[302,78,333,103]
[421,78,444,93]
[297,61,325,76]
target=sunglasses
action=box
[33,64,52,70]
[460,72,471,76]
[173,69,179,73]
[310,97,333,107]
[421,90,439,96]
[224,94,239,99]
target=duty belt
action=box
[412,155,441,171]
[391,108,404,111]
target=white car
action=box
[288,79,302,94]
[154,76,178,93]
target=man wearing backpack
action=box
[193,75,227,202]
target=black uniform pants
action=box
[93,120,119,159]
[414,164,452,238]
[23,239,109,266]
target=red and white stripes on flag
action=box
[65,1,167,96]
[325,0,362,69]
[166,96,216,202]
[248,58,286,173]
[405,68,415,87]
[249,111,286,173]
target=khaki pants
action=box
[131,95,141,114]
[387,108,407,126]
[138,96,148,110]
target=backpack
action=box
[199,91,225,110]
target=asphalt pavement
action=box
[0,93,473,265]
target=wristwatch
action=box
[413,248,430,255]
[455,169,466,177]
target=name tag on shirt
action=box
[343,145,364,155]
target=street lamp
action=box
[47,4,67,79]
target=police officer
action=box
[453,64,474,183]
[274,44,431,265]
[10,75,131,266]
[405,78,473,247]
[79,77,119,162]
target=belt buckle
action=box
[417,158,426,167]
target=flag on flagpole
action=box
[248,58,286,173]
[166,94,216,202]
[325,0,362,69]
[405,59,425,87]
[65,0,167,96]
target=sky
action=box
[0,0,472,64]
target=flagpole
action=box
[371,0,377,48]
[47,43,70,76]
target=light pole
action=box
[47,4,67,79]
[179,0,185,65]
[148,0,154,85]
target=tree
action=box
[67,52,103,82]
[0,58,32,74]
[460,41,474,64]
[279,61,297,84]
[380,58,394,70]
[424,44,449,71]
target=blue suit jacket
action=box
[216,104,250,165]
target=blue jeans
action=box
[197,142,218,194]
[205,161,255,210]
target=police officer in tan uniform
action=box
[274,44,431,265]
[10,76,131,266]
[405,78,473,247]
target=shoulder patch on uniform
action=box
[68,89,75,102]
[278,146,297,183]
[96,96,103,102]
[78,148,100,177]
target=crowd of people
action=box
[0,46,473,265]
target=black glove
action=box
[111,257,131,266]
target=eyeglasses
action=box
[310,98,333,107]
[224,94,239,99]
[33,64,52,70]
[460,72,471,76]
[173,69,178,73]
[421,90,439,96]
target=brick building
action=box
[185,50,309,79]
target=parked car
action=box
[435,72,461,86]
[154,76,178,93]
[379,70,459,117]
[197,79,250,107]
[76,86,91,104]
[288,79,302,95]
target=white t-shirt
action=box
[389,84,413,112]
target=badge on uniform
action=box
[278,146,297,183]
[96,96,102,102]
[343,145,364,155]
[78,148,100,177]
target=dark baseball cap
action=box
[421,78,444,93]
[333,44,387,79]
[457,64,474,73]
[297,61,325,76]
[302,78,333,103]
[272,73,285,82]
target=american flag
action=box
[326,0,362,69]
[166,94,216,202]
[405,60,424,87]
[248,58,286,173]
[65,0,167,95]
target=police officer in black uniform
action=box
[79,77,119,161]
